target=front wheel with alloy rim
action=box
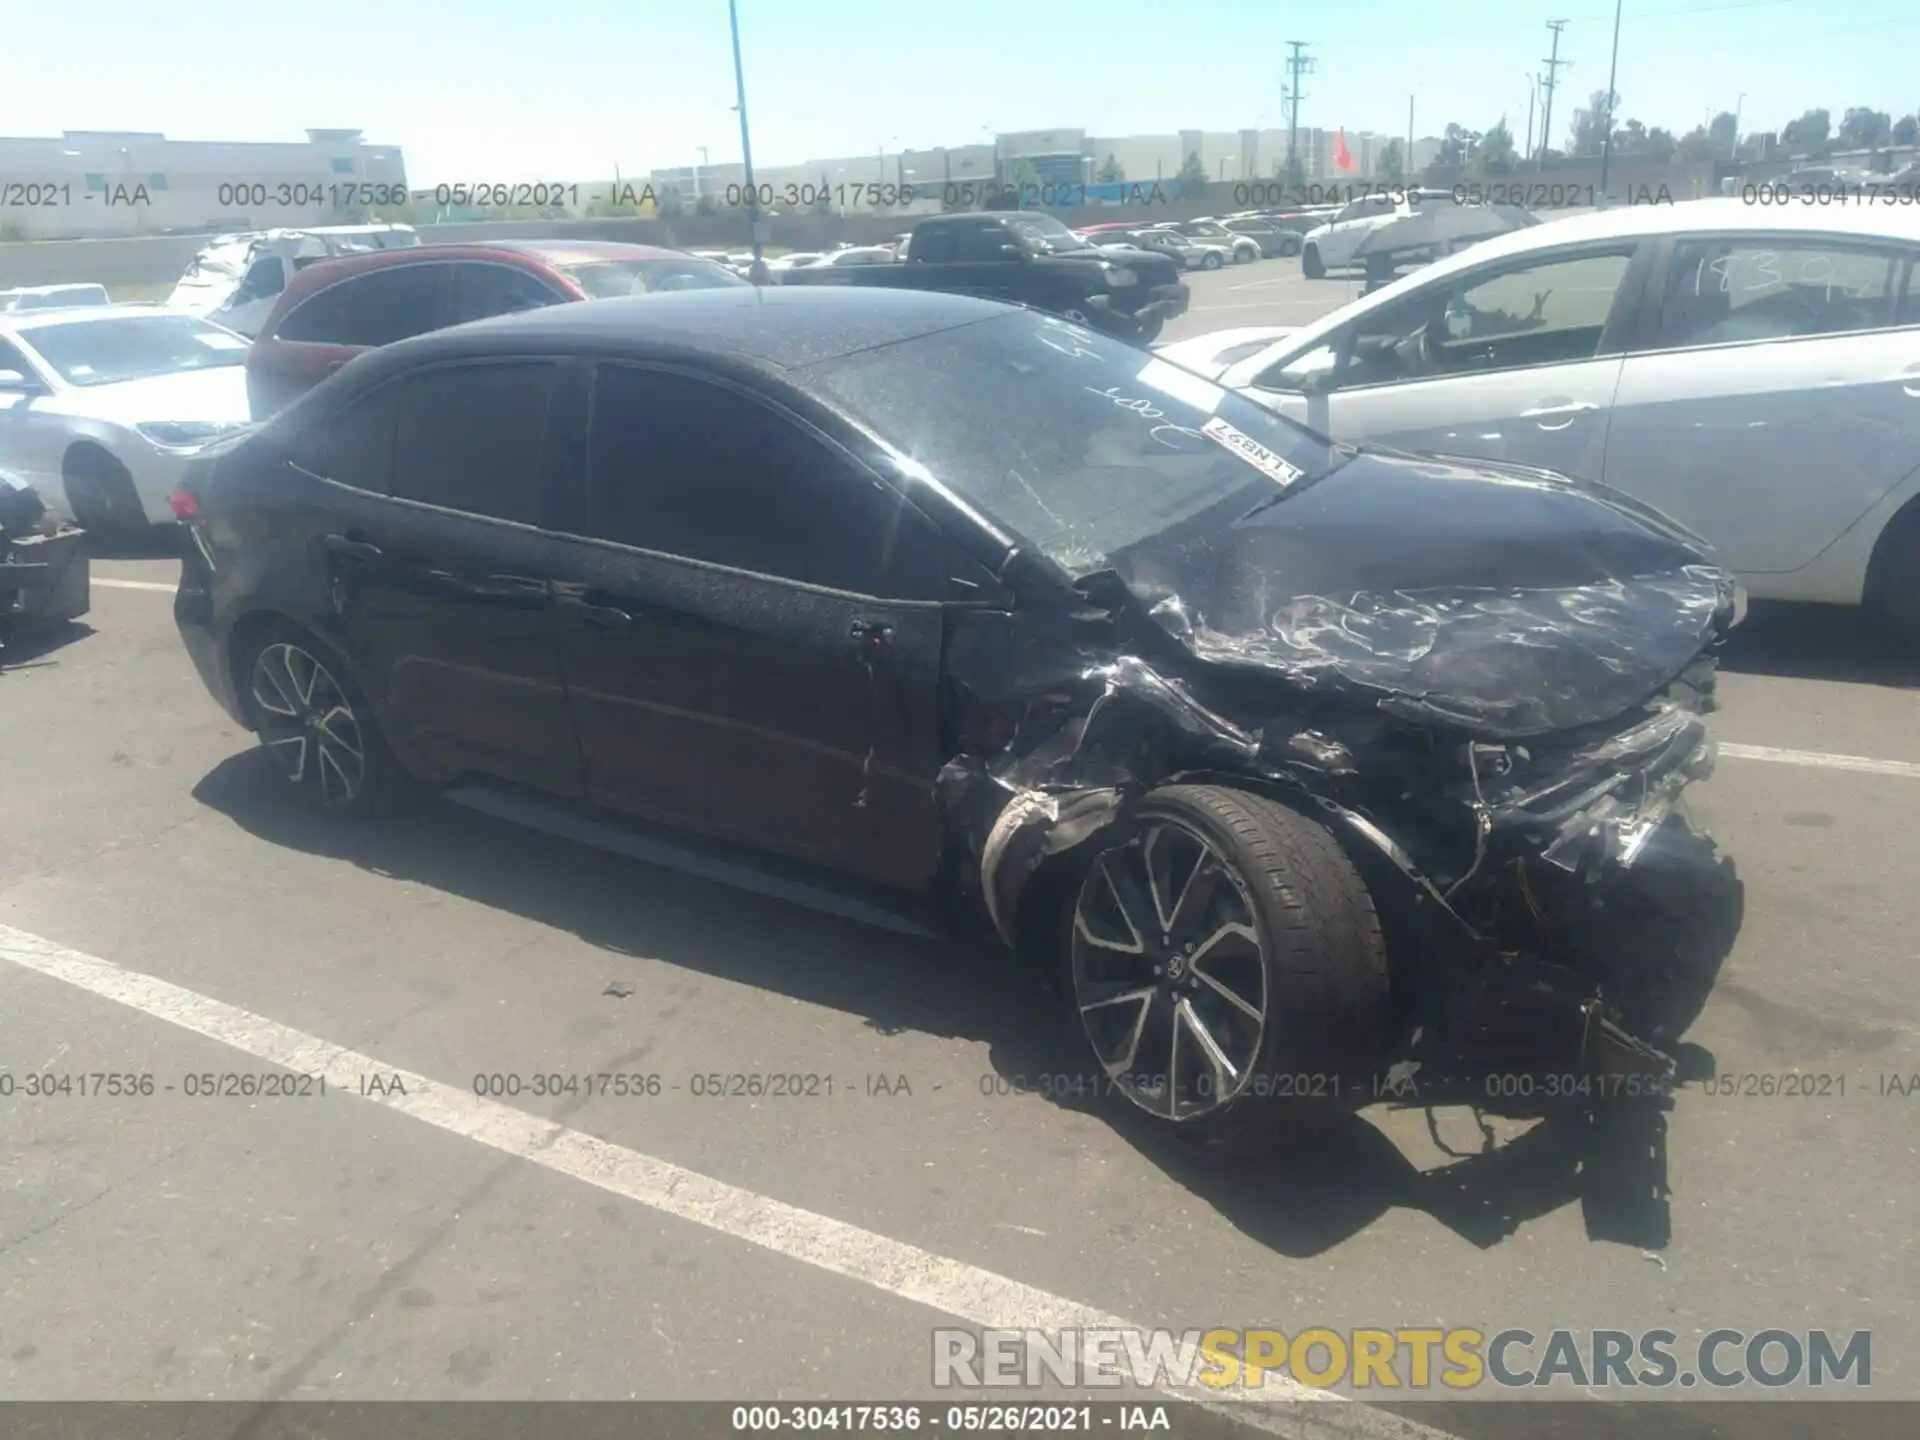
[1065,784,1389,1157]
[1202,252,1224,270]
[242,625,405,815]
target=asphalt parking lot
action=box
[3,260,1919,1437]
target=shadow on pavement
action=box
[1715,602,1917,688]
[192,749,1740,1260]
[0,619,95,672]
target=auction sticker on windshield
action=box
[194,332,248,350]
[1202,415,1303,489]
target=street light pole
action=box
[695,145,709,204]
[1597,0,1624,204]
[726,0,763,269]
[1731,93,1745,161]
[1524,74,1537,161]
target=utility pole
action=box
[1597,0,1624,203]
[727,0,763,271]
[1540,19,1571,168]
[1283,41,1315,185]
[1524,75,1538,161]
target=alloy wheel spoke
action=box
[1143,825,1204,937]
[1083,988,1156,1076]
[252,652,300,718]
[311,704,363,761]
[316,739,358,804]
[263,733,308,782]
[1177,996,1241,1104]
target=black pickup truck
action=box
[777,210,1188,343]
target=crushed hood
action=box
[1108,448,1736,737]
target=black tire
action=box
[1202,251,1224,270]
[1234,247,1255,265]
[1280,236,1302,257]
[1301,244,1327,280]
[236,621,408,817]
[1063,784,1389,1158]
[64,448,148,539]
[1131,317,1165,346]
[1865,500,1920,643]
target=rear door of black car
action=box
[546,361,952,891]
[312,357,586,798]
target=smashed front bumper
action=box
[1449,675,1719,876]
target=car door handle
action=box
[323,532,382,562]
[1521,401,1599,430]
[557,592,632,628]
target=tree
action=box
[1570,90,1620,156]
[1644,126,1677,163]
[1838,107,1892,150]
[1673,125,1717,163]
[1173,150,1210,195]
[1894,114,1919,146]
[1011,158,1044,190]
[694,193,717,216]
[1094,153,1125,183]
[1377,138,1405,182]
[1472,121,1517,176]
[656,185,684,218]
[1708,111,1738,152]
[1782,108,1831,152]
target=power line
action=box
[1283,41,1316,181]
[1539,19,1571,165]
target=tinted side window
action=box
[0,338,36,384]
[232,259,286,304]
[295,385,398,493]
[1903,257,1920,325]
[449,263,567,325]
[390,361,560,524]
[277,265,446,347]
[955,223,1012,262]
[1654,238,1901,348]
[912,226,958,262]
[583,364,936,596]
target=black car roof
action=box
[361,285,1013,376]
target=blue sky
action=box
[0,0,1910,182]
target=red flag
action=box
[1333,128,1358,173]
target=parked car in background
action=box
[1095,228,1227,271]
[170,285,1734,1156]
[778,210,1186,342]
[1157,200,1920,633]
[1157,219,1262,265]
[0,305,250,538]
[1218,216,1303,258]
[243,240,745,417]
[1,284,112,313]
[168,225,421,337]
[1297,190,1457,278]
[767,252,826,272]
[802,247,897,267]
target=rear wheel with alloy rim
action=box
[243,626,404,814]
[1202,252,1224,270]
[1066,784,1388,1155]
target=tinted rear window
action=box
[276,264,444,346]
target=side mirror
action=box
[1296,370,1336,396]
[0,368,38,392]
[998,243,1026,259]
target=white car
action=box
[1298,190,1457,278]
[0,305,252,538]
[1156,199,1920,631]
[767,252,825,272]
[1,283,111,313]
[1156,219,1261,265]
[805,246,897,267]
[168,224,421,337]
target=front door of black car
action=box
[549,362,950,891]
[312,359,585,798]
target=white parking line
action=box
[1718,742,1920,780]
[92,578,174,592]
[0,921,1446,1438]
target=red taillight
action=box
[168,488,199,520]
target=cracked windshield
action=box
[1,2,1915,1439]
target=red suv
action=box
[244,240,745,418]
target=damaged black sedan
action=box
[171,287,1741,1154]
